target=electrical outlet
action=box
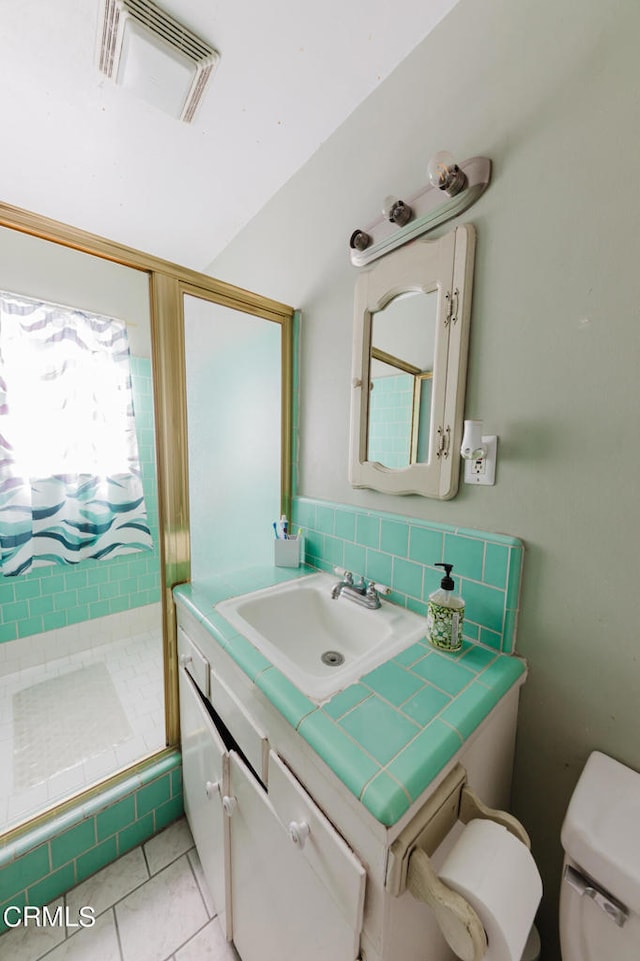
[464,435,497,485]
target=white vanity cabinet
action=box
[177,619,366,961]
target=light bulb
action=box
[427,151,467,196]
[382,195,412,227]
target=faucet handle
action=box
[333,566,353,584]
[368,581,391,596]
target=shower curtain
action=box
[0,290,153,576]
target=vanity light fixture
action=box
[461,419,497,486]
[349,153,491,267]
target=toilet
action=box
[559,750,640,960]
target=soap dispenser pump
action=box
[426,562,465,652]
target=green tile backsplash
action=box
[291,496,523,653]
[0,358,161,646]
[0,752,182,934]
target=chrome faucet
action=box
[330,567,390,610]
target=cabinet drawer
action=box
[268,750,366,935]
[210,667,269,785]
[178,625,210,697]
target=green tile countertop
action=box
[173,566,526,827]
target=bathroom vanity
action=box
[174,568,526,961]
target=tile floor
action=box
[0,628,165,833]
[0,817,239,961]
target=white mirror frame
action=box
[349,224,476,498]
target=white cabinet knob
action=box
[179,654,192,667]
[205,780,219,799]
[222,795,238,817]
[288,820,310,849]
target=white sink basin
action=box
[216,572,426,702]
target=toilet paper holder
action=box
[386,764,531,961]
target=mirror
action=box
[350,224,476,498]
[367,290,437,468]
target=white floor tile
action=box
[40,910,121,961]
[144,818,194,876]
[175,919,240,961]
[65,847,149,921]
[116,855,208,961]
[187,848,216,919]
[0,898,66,961]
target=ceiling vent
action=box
[97,0,219,123]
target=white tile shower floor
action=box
[0,818,239,961]
[0,629,165,833]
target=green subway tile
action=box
[315,505,335,534]
[77,586,100,605]
[439,683,499,739]
[408,526,443,565]
[17,616,44,638]
[323,684,371,720]
[88,600,111,619]
[0,623,17,643]
[96,795,136,841]
[355,514,380,549]
[255,669,315,729]
[461,580,504,635]
[381,520,409,557]
[171,767,183,798]
[411,653,476,696]
[0,583,16,605]
[154,796,184,831]
[339,696,420,765]
[388,719,463,801]
[393,641,429,668]
[2,600,29,622]
[298,711,380,799]
[51,819,96,870]
[27,863,75,909]
[66,605,89,625]
[293,500,316,530]
[322,534,344,567]
[0,844,50,902]
[53,590,77,611]
[401,683,452,726]
[28,595,54,616]
[42,611,67,631]
[502,609,519,652]
[76,837,118,884]
[13,580,42,601]
[87,567,111,586]
[443,534,484,581]
[99,582,120,601]
[41,575,65,595]
[406,596,427,617]
[360,771,411,825]
[463,620,479,641]
[64,569,87,589]
[484,543,509,589]
[109,596,130,615]
[118,814,155,856]
[393,558,423,599]
[361,661,424,707]
[334,510,356,541]
[365,550,392,586]
[0,892,26,935]
[136,775,171,818]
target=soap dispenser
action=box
[426,562,465,652]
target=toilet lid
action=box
[561,752,640,910]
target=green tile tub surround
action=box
[0,752,182,934]
[174,583,527,828]
[0,358,161,646]
[291,495,523,654]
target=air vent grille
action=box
[98,0,219,122]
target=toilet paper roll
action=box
[439,819,542,961]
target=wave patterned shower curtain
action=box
[0,291,153,576]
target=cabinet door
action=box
[179,667,231,938]
[228,751,365,961]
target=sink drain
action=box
[321,650,345,667]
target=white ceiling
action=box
[1,0,460,270]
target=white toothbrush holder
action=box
[274,537,302,568]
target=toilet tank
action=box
[559,751,640,961]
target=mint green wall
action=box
[207,2,640,955]
[0,357,161,644]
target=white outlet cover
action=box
[464,435,497,485]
